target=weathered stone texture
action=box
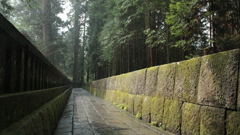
[200,106,225,135]
[151,97,165,127]
[145,66,158,96]
[124,73,135,93]
[127,94,135,114]
[133,95,144,116]
[181,103,201,135]
[115,75,121,91]
[163,99,182,135]
[226,111,240,135]
[106,76,116,90]
[133,69,146,95]
[198,49,239,109]
[238,73,240,110]
[119,74,126,92]
[0,88,71,135]
[156,63,176,99]
[142,96,152,122]
[174,58,201,103]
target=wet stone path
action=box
[54,88,173,135]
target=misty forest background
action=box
[1,0,240,83]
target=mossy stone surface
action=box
[174,58,201,103]
[119,74,127,92]
[130,69,147,95]
[156,63,176,99]
[133,95,145,116]
[226,110,240,135]
[109,90,116,103]
[0,88,71,135]
[238,71,240,110]
[127,94,135,114]
[107,76,116,90]
[198,49,239,109]
[151,97,165,127]
[200,106,225,135]
[163,99,182,134]
[115,75,122,91]
[145,66,159,96]
[142,96,152,122]
[181,103,201,135]
[124,73,135,93]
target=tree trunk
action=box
[73,0,80,82]
[42,0,52,57]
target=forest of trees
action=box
[1,0,240,83]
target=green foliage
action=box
[136,112,142,119]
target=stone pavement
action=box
[54,88,173,135]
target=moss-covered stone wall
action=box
[0,87,72,135]
[83,49,240,135]
[0,85,71,132]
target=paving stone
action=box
[115,129,139,135]
[54,88,174,135]
[94,127,116,135]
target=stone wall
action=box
[0,85,72,132]
[83,49,240,135]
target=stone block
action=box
[226,110,240,135]
[127,94,135,114]
[145,66,158,96]
[200,106,225,135]
[181,103,201,135]
[115,75,121,91]
[156,63,176,99]
[151,97,165,127]
[174,58,201,103]
[198,49,239,109]
[119,74,126,92]
[238,73,240,110]
[124,73,135,93]
[135,69,147,95]
[133,95,145,116]
[142,96,152,122]
[108,76,116,90]
[162,99,182,134]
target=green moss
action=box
[127,94,135,114]
[198,49,239,109]
[151,97,164,127]
[182,103,201,135]
[145,66,158,96]
[226,110,240,135]
[151,121,157,126]
[142,96,152,123]
[133,95,144,116]
[163,99,182,134]
[156,63,176,99]
[200,106,225,135]
[174,57,201,103]
[124,106,128,111]
[136,112,142,119]
[118,104,124,109]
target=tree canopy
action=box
[2,0,240,82]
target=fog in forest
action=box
[1,0,240,83]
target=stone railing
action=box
[0,14,70,94]
[0,14,72,134]
[83,49,240,135]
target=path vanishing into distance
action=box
[54,88,173,135]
